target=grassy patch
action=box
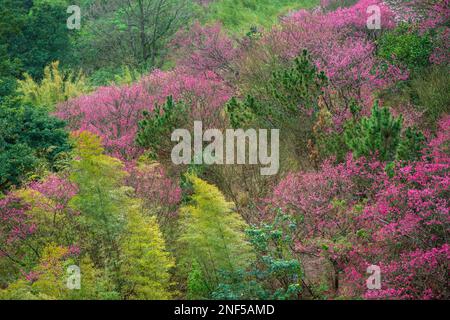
[202,0,320,33]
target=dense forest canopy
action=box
[0,0,449,300]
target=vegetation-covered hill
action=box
[0,0,449,300]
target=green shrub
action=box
[377,23,433,71]
[212,211,303,300]
[410,65,450,125]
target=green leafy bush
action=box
[377,23,433,71]
[212,211,304,300]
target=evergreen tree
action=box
[1,0,74,80]
[397,126,426,161]
[9,0,74,79]
[0,99,71,191]
[268,49,328,120]
[136,96,188,161]
[344,102,426,162]
[227,50,328,129]
[345,102,403,161]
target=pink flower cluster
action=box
[317,0,396,30]
[270,115,450,298]
[30,174,78,208]
[171,22,239,77]
[56,68,232,160]
[126,163,182,210]
[265,0,407,124]
[415,0,450,32]
[0,197,34,246]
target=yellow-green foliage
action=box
[1,132,175,300]
[69,131,127,265]
[28,245,73,299]
[178,174,254,295]
[119,202,174,300]
[15,189,69,243]
[16,61,88,110]
[69,132,174,299]
[10,189,72,266]
[0,245,104,300]
[112,66,142,85]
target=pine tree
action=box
[226,50,328,129]
[268,49,328,118]
[136,96,188,161]
[345,102,403,161]
[397,126,426,161]
[345,102,426,162]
